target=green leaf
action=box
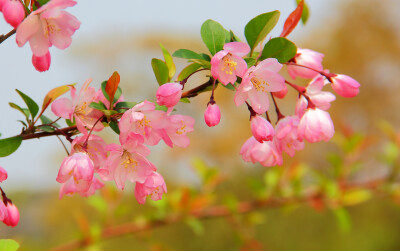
[151,58,169,86]
[245,11,280,55]
[296,0,310,24]
[0,136,22,157]
[160,44,176,80]
[9,102,30,121]
[114,102,137,110]
[155,104,168,112]
[180,97,190,103]
[38,115,60,132]
[0,239,20,251]
[230,30,241,42]
[89,102,107,111]
[173,49,210,61]
[200,19,227,55]
[177,63,202,82]
[100,81,122,104]
[260,37,297,63]
[66,118,75,127]
[189,59,211,69]
[109,121,120,134]
[333,208,352,232]
[244,57,257,67]
[185,217,204,236]
[15,89,39,120]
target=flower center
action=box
[222,54,237,75]
[251,76,269,92]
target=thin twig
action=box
[0,29,16,44]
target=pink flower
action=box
[51,79,104,134]
[274,116,304,157]
[32,51,51,72]
[70,135,107,170]
[295,76,336,117]
[250,115,274,143]
[118,100,167,146]
[211,42,249,85]
[330,74,360,98]
[59,176,104,198]
[240,136,283,167]
[16,0,80,58]
[162,114,195,148]
[1,0,25,28]
[156,83,183,112]
[0,166,7,182]
[287,48,324,79]
[2,202,19,227]
[0,200,7,221]
[204,102,221,127]
[102,133,155,190]
[56,152,95,193]
[273,85,288,99]
[235,58,285,114]
[134,172,167,204]
[298,108,334,143]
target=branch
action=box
[181,78,214,98]
[20,126,78,141]
[0,29,16,44]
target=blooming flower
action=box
[134,171,167,204]
[240,136,283,167]
[274,116,304,157]
[235,58,285,114]
[16,0,80,58]
[250,115,274,143]
[298,108,335,143]
[204,102,221,127]
[287,48,324,79]
[70,135,108,170]
[1,0,25,28]
[330,74,360,98]
[211,42,249,85]
[162,114,195,148]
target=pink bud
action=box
[0,166,7,182]
[298,108,334,143]
[32,52,51,72]
[204,102,221,127]
[2,0,25,28]
[156,83,182,108]
[3,203,19,227]
[0,0,4,10]
[272,85,288,99]
[331,74,360,98]
[250,115,274,142]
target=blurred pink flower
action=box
[274,116,304,157]
[135,172,167,204]
[240,136,283,167]
[2,202,19,227]
[1,0,25,28]
[0,166,7,182]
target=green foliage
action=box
[177,63,202,82]
[8,102,30,122]
[0,239,20,251]
[260,37,297,63]
[200,19,227,55]
[245,11,280,55]
[296,0,310,24]
[0,136,22,157]
[159,44,176,80]
[109,120,120,134]
[38,115,60,132]
[89,102,107,111]
[151,58,169,85]
[173,49,210,61]
[15,89,39,120]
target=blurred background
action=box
[1,0,400,250]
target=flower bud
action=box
[272,85,288,99]
[298,108,334,143]
[32,52,51,72]
[2,0,25,28]
[3,203,19,227]
[330,74,360,97]
[204,103,221,127]
[0,166,7,182]
[156,83,182,108]
[287,48,324,79]
[250,115,274,142]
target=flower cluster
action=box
[51,79,194,204]
[207,42,360,167]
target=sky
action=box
[0,0,335,191]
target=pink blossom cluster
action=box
[0,0,80,72]
[52,80,194,204]
[0,167,20,227]
[207,42,360,167]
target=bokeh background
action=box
[1,0,400,250]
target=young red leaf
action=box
[280,0,304,38]
[41,84,76,114]
[105,71,120,109]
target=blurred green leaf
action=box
[151,58,169,85]
[0,239,20,251]
[189,59,211,69]
[180,97,190,103]
[333,208,352,232]
[296,0,310,24]
[177,63,202,82]
[244,57,257,67]
[0,136,22,157]
[173,49,210,61]
[109,121,120,134]
[245,11,280,54]
[160,43,176,80]
[261,37,297,63]
[185,217,204,236]
[201,19,227,55]
[114,101,137,110]
[15,89,39,120]
[342,189,371,206]
[230,30,241,42]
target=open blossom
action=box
[70,135,107,170]
[287,48,324,79]
[330,74,360,98]
[235,58,285,114]
[156,82,183,112]
[102,133,155,190]
[16,0,80,58]
[298,108,335,143]
[240,136,283,167]
[59,176,104,198]
[211,42,249,85]
[204,102,221,127]
[162,114,195,148]
[2,202,19,227]
[32,51,51,72]
[118,100,167,146]
[295,76,336,117]
[1,0,25,28]
[250,115,274,143]
[135,172,167,204]
[274,116,304,157]
[51,79,104,134]
[56,152,95,194]
[0,166,7,182]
